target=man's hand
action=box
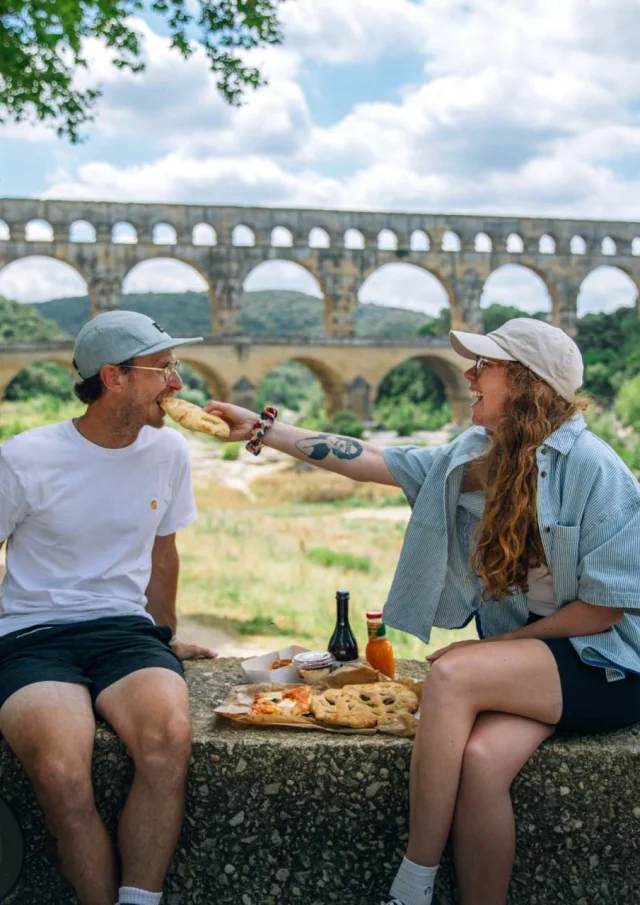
[426,639,485,663]
[171,640,218,661]
[203,400,257,442]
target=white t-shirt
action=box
[0,420,197,637]
[527,566,556,616]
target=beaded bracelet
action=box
[246,406,278,456]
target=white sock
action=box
[117,887,162,905]
[389,857,438,905]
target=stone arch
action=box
[373,351,469,426]
[378,229,398,251]
[344,228,365,250]
[442,230,461,252]
[577,265,639,317]
[256,354,344,417]
[601,236,617,256]
[177,357,230,401]
[69,220,96,243]
[25,219,53,242]
[112,222,138,244]
[193,223,217,246]
[241,259,330,335]
[506,233,524,253]
[539,234,556,254]
[475,232,492,253]
[122,256,219,333]
[2,357,77,403]
[271,227,293,248]
[0,254,89,305]
[481,263,555,323]
[570,235,587,255]
[357,261,456,327]
[153,223,177,245]
[309,227,330,248]
[232,225,256,247]
[410,229,430,252]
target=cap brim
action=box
[133,336,204,358]
[449,330,515,362]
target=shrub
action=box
[322,410,364,439]
[615,374,640,432]
[307,546,372,572]
[221,442,241,461]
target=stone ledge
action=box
[1,658,639,904]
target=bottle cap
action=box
[336,589,349,600]
[293,651,334,670]
[366,610,384,620]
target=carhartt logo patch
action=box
[151,500,158,510]
[152,321,167,334]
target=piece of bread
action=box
[160,397,230,438]
[311,681,419,729]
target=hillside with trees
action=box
[1,292,639,473]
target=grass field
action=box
[178,461,478,659]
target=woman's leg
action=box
[452,711,554,905]
[406,639,561,868]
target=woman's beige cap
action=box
[449,317,584,402]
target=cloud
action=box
[4,0,640,313]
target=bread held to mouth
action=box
[160,397,231,438]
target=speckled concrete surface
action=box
[1,658,639,905]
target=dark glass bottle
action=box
[328,589,359,662]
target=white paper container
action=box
[241,644,309,684]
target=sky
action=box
[1,0,640,318]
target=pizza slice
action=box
[251,685,312,717]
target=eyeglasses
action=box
[122,360,181,381]
[473,357,493,378]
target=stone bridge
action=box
[1,198,639,337]
[0,337,471,423]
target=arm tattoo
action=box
[295,433,364,461]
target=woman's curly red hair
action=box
[472,362,588,601]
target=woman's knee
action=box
[427,651,477,702]
[460,732,513,794]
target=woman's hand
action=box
[203,400,258,442]
[426,639,486,663]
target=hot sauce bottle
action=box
[365,609,395,678]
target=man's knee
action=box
[131,715,192,778]
[29,756,95,824]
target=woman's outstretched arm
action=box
[204,400,399,486]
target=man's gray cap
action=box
[73,310,203,379]
[449,317,584,402]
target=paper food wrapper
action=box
[214,663,424,738]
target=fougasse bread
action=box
[310,681,419,729]
[160,397,230,439]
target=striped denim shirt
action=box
[382,414,640,682]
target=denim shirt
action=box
[382,415,640,682]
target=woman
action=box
[205,318,640,905]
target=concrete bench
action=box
[1,659,639,904]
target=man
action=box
[0,310,215,905]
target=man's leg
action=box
[0,682,118,905]
[95,667,191,895]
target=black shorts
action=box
[528,615,640,733]
[0,615,185,711]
